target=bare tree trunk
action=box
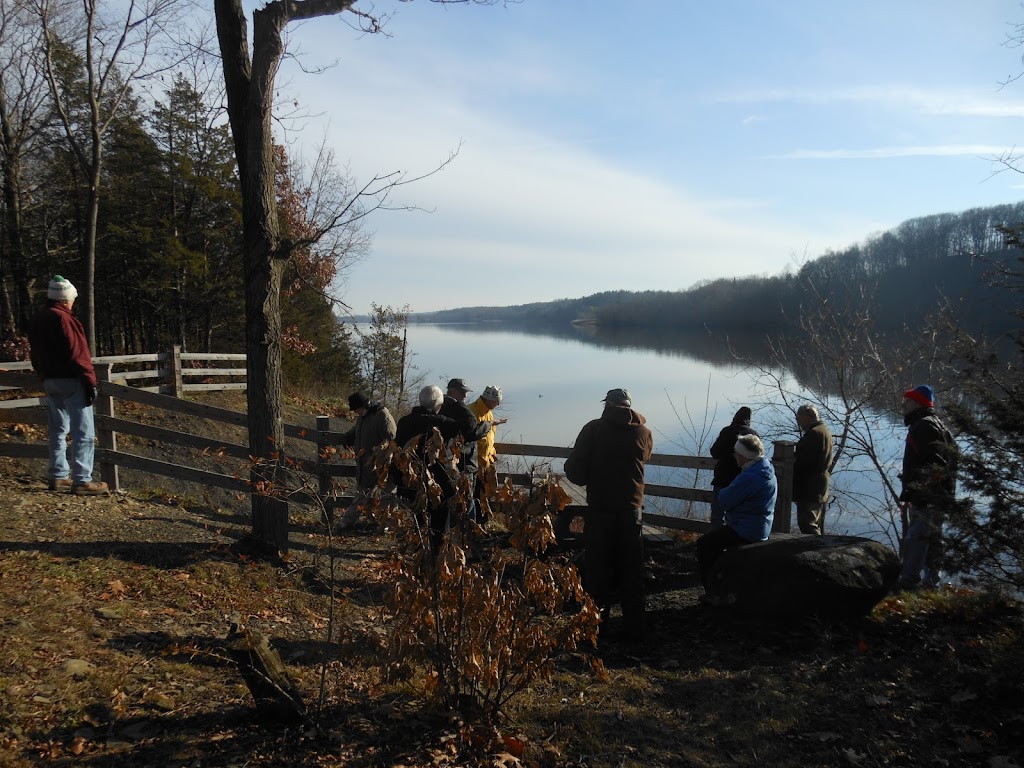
[213,0,490,550]
[0,90,33,333]
[215,0,294,551]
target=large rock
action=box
[705,533,899,621]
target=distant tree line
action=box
[416,202,1024,337]
[588,203,1024,333]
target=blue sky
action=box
[273,0,1024,316]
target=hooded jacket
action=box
[564,405,654,512]
[341,401,397,488]
[719,456,777,542]
[900,407,958,506]
[709,407,758,488]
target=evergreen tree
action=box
[149,75,242,352]
[943,224,1024,591]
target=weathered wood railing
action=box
[0,345,245,407]
[494,441,795,535]
[0,367,354,510]
[0,372,795,547]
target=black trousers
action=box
[695,525,746,587]
[583,507,645,630]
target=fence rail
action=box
[0,345,246,405]
[0,365,796,548]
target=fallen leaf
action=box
[492,753,521,767]
[501,733,526,757]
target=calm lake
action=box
[399,322,907,545]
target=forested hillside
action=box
[415,202,1024,334]
[0,59,357,387]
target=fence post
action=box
[171,345,184,399]
[94,363,120,492]
[316,415,334,524]
[771,440,795,533]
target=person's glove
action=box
[84,382,96,406]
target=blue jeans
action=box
[43,378,95,483]
[899,503,945,588]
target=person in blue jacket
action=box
[695,433,777,588]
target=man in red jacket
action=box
[564,388,654,642]
[27,276,107,495]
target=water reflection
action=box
[425,321,778,368]
[403,321,907,543]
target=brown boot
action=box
[72,480,108,496]
[48,478,74,491]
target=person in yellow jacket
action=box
[468,385,507,505]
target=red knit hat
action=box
[903,385,935,409]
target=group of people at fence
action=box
[335,379,958,643]
[27,273,959,643]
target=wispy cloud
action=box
[770,145,1014,160]
[715,85,1024,118]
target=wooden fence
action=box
[0,345,245,407]
[0,359,797,546]
[0,366,355,506]
[494,442,795,535]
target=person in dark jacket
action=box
[709,407,758,528]
[695,433,777,591]
[564,388,654,642]
[337,392,397,530]
[793,404,833,535]
[438,378,492,479]
[897,384,958,590]
[393,385,463,546]
[27,276,107,496]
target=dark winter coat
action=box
[28,302,96,387]
[793,420,833,503]
[564,405,654,513]
[710,408,758,488]
[900,407,958,507]
[439,396,491,475]
[393,406,462,500]
[340,402,397,488]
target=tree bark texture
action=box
[214,0,356,550]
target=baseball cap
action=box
[603,388,631,407]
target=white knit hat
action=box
[734,434,764,461]
[47,275,78,302]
